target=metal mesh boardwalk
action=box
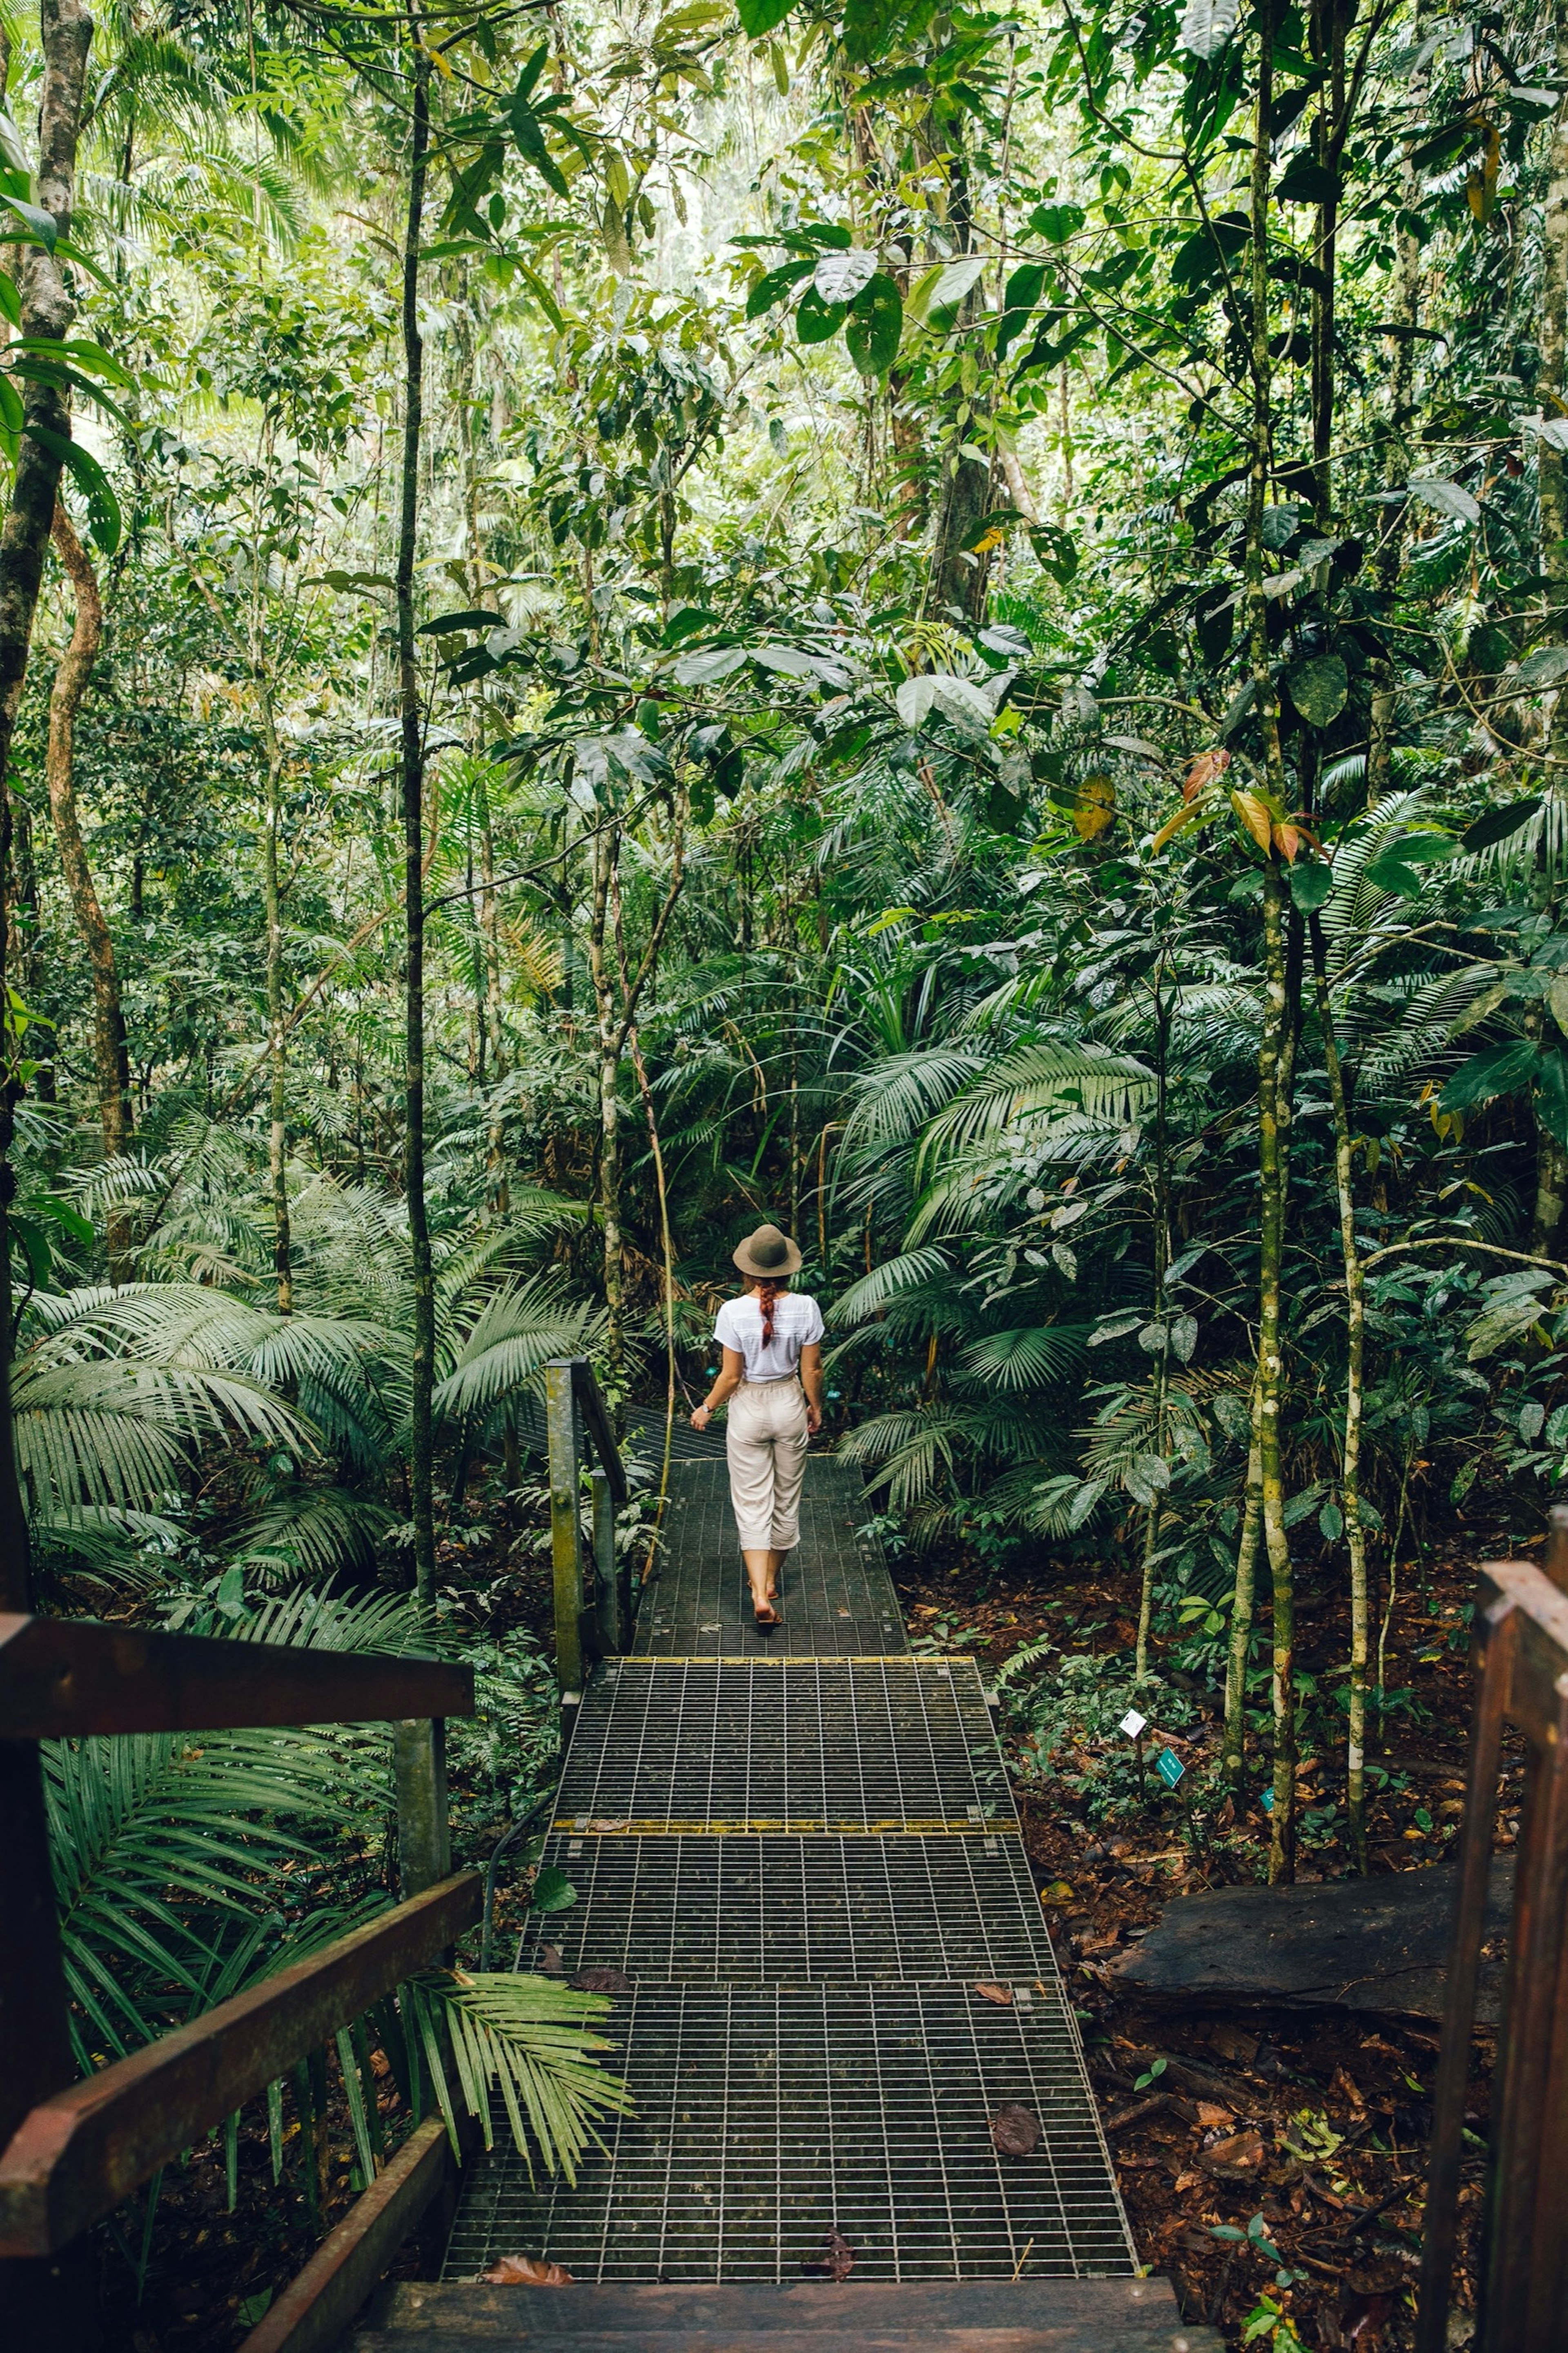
[444,1453,1136,2289]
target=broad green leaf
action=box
[795,286,846,343]
[895,675,934,728]
[746,255,814,318]
[672,644,748,685]
[929,254,985,314]
[845,272,902,374]
[841,0,905,61]
[736,0,795,31]
[530,1867,577,1913]
[1287,858,1333,911]
[0,188,55,247]
[1517,646,1568,687]
[1439,1038,1538,1112]
[997,261,1046,354]
[813,247,877,305]
[1028,203,1085,244]
[1463,796,1540,850]
[26,425,120,553]
[1276,157,1339,206]
[1408,475,1480,525]
[1285,653,1348,728]
[1179,0,1240,60]
[929,671,996,731]
[419,609,505,636]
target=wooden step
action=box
[347,2277,1221,2351]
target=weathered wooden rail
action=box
[1417,1509,1568,2353]
[0,1355,628,2353]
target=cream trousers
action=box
[725,1377,809,1550]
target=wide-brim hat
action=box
[733,1223,803,1279]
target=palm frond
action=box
[407,1972,633,2184]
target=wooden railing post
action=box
[0,1744,99,2349]
[590,1470,622,1655]
[545,1360,586,1696]
[392,1720,450,1899]
[1417,1553,1568,2353]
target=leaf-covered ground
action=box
[889,1525,1508,2350]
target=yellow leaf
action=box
[1041,1879,1075,1903]
[1467,125,1500,224]
[972,527,1006,554]
[1072,773,1116,841]
[1232,789,1273,854]
[1151,800,1201,853]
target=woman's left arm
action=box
[800,1342,824,1435]
[692,1347,744,1429]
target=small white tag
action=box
[1119,1709,1148,1739]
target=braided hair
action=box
[755,1277,787,1344]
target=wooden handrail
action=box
[0,1613,472,1739]
[1417,1536,1568,2352]
[0,1870,481,2256]
[544,1358,632,1691]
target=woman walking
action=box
[690,1224,825,1629]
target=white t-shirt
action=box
[714,1291,825,1383]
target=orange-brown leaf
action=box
[974,1980,1014,2005]
[482,2255,575,2286]
[1183,746,1230,801]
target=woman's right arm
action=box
[691,1347,744,1428]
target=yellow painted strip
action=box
[549,1816,1016,1837]
[619,1654,961,1668]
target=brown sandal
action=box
[754,1603,781,1630]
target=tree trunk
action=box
[588,825,624,1377]
[1366,2,1428,803]
[47,503,133,1266]
[0,0,96,1609]
[396,32,436,1609]
[1244,0,1297,1883]
[1540,0,1568,589]
[1222,1410,1262,1784]
[1310,914,1370,1870]
[1135,966,1171,1684]
[262,737,292,1313]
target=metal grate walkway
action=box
[443,1453,1138,2291]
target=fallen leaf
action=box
[1331,2066,1366,2112]
[1199,2128,1266,2181]
[1196,2102,1234,2128]
[822,2230,855,2280]
[1172,2170,1201,2194]
[1183,746,1230,800]
[1040,1879,1075,1903]
[585,1817,630,1832]
[991,2103,1040,2157]
[974,1981,1014,2005]
[481,2255,573,2285]
[537,1945,566,1977]
[568,1966,633,1993]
